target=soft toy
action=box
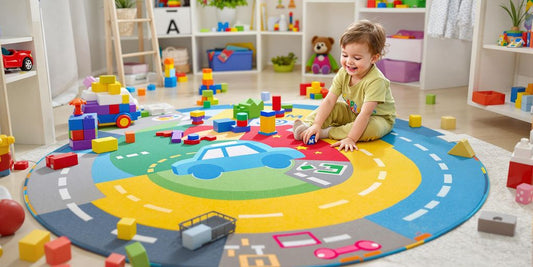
[306,36,339,74]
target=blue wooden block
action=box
[213,118,236,132]
[511,86,526,102]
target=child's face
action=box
[341,42,379,79]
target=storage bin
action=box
[384,30,424,63]
[376,59,421,83]
[207,49,252,71]
[154,7,191,36]
[471,91,506,105]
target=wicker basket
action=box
[116,8,137,36]
[162,47,190,73]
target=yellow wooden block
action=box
[178,76,188,83]
[260,115,276,133]
[165,68,174,77]
[448,139,475,158]
[92,82,107,93]
[92,137,118,154]
[409,114,422,128]
[527,83,533,94]
[0,244,3,258]
[164,63,174,71]
[516,92,529,108]
[100,75,116,84]
[108,81,122,95]
[202,73,213,80]
[122,94,130,104]
[440,116,456,130]
[212,98,219,105]
[190,110,205,117]
[19,229,51,262]
[117,218,137,240]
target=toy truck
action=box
[80,76,141,128]
[179,211,236,250]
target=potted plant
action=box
[500,0,531,32]
[271,52,297,72]
[115,0,137,36]
[196,0,248,25]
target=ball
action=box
[0,199,25,236]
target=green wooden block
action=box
[426,94,436,105]
[202,89,214,97]
[221,83,228,92]
[125,242,150,267]
[203,100,211,108]
[281,104,293,110]
[141,110,150,117]
[236,112,248,121]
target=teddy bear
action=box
[306,36,339,74]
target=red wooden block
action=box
[321,88,329,98]
[125,131,135,143]
[272,95,281,111]
[200,135,217,141]
[109,104,120,114]
[46,152,78,170]
[236,120,248,127]
[192,120,204,125]
[507,161,533,188]
[44,236,71,265]
[70,130,84,141]
[184,139,201,145]
[13,160,29,170]
[155,130,173,137]
[105,252,126,267]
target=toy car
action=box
[172,140,304,179]
[2,47,33,71]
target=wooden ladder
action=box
[104,0,163,86]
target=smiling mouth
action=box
[346,66,357,72]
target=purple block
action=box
[83,76,97,89]
[69,139,92,150]
[191,116,205,122]
[82,114,97,130]
[83,129,96,140]
[83,102,109,114]
[171,130,184,143]
[129,104,137,113]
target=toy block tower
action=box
[272,95,285,118]
[0,134,15,177]
[259,110,277,136]
[190,110,205,125]
[68,98,98,150]
[232,112,251,133]
[306,81,324,99]
[197,89,219,107]
[507,137,533,188]
[164,58,177,88]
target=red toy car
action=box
[2,47,33,71]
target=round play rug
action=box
[23,104,489,266]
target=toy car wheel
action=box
[116,114,131,128]
[20,57,32,71]
[262,154,292,169]
[189,164,223,180]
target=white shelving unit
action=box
[0,0,55,152]
[355,0,472,90]
[468,0,533,123]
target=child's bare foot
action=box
[293,119,309,140]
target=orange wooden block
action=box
[125,131,135,143]
[137,88,146,96]
[44,236,71,265]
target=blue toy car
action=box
[172,140,304,179]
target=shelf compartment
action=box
[0,36,33,45]
[359,7,425,13]
[483,44,533,55]
[195,31,258,37]
[469,101,532,123]
[5,70,37,84]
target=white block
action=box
[96,92,125,106]
[384,37,423,63]
[182,224,212,250]
[81,89,97,101]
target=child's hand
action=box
[331,137,358,152]
[302,125,321,144]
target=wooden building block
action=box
[408,114,422,128]
[44,236,71,265]
[117,217,137,240]
[19,229,51,262]
[92,137,118,154]
[125,242,150,267]
[440,116,456,130]
[478,210,516,236]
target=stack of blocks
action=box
[184,133,201,145]
[190,110,205,125]
[81,75,141,127]
[259,110,277,136]
[306,81,328,99]
[177,72,188,83]
[272,95,285,118]
[68,113,98,150]
[197,89,219,108]
[19,229,51,262]
[300,82,327,97]
[164,58,177,87]
[0,134,14,177]
[233,98,264,120]
[507,135,533,188]
[197,68,225,107]
[232,112,251,133]
[511,83,533,112]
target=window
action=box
[201,148,224,159]
[226,145,258,157]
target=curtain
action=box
[427,0,476,40]
[40,0,106,107]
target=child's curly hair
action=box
[340,20,386,57]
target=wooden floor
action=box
[17,67,531,155]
